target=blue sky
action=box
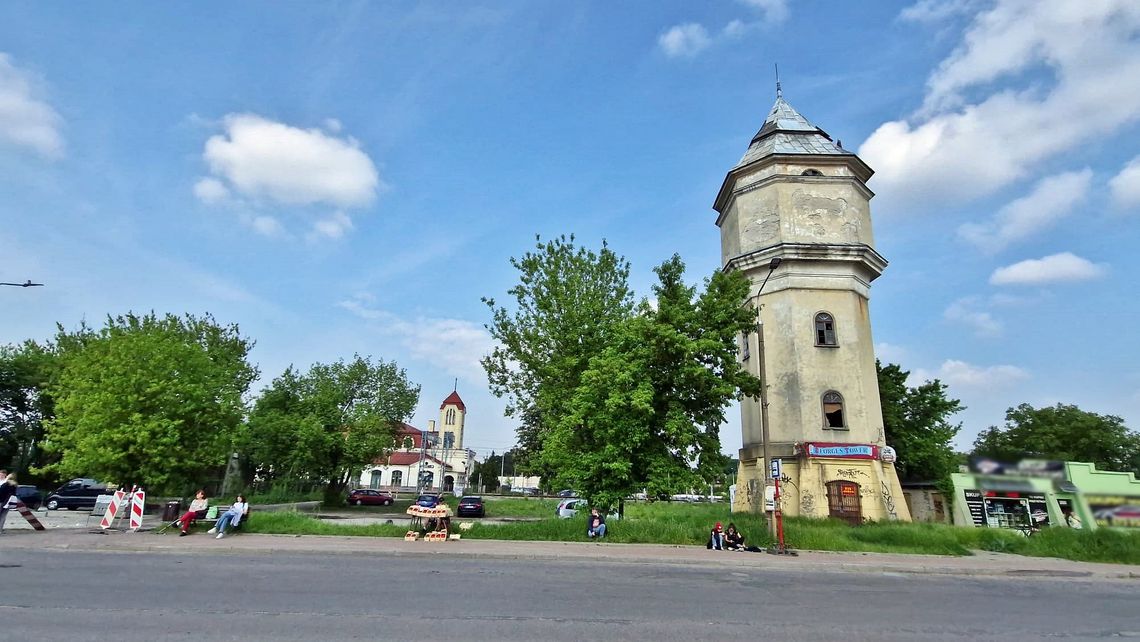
[2,1,1138,460]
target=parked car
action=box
[346,489,395,507]
[416,494,445,508]
[456,496,485,517]
[557,489,577,498]
[557,498,619,521]
[45,478,108,510]
[13,485,42,510]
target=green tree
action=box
[972,403,1140,475]
[39,312,257,494]
[877,361,964,482]
[482,235,634,480]
[540,256,761,510]
[0,341,57,480]
[243,355,420,499]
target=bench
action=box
[173,506,251,534]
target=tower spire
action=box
[775,63,782,99]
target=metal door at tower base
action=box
[826,480,862,525]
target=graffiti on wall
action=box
[835,468,867,479]
[880,481,898,520]
[800,490,816,515]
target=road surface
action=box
[1,549,1136,640]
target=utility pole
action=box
[753,257,781,537]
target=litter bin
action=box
[161,500,181,522]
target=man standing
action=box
[586,508,606,539]
[0,472,17,534]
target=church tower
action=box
[716,86,910,522]
[438,389,466,451]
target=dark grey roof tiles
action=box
[736,95,852,168]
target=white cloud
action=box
[1109,156,1140,208]
[659,1,788,58]
[958,169,1091,252]
[0,53,64,158]
[910,359,1029,389]
[250,215,285,237]
[338,296,495,385]
[860,1,1140,206]
[899,0,982,24]
[323,118,343,133]
[193,177,230,204]
[198,113,380,208]
[989,252,1108,286]
[658,24,711,58]
[944,297,1002,337]
[738,0,789,23]
[309,211,354,240]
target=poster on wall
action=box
[1086,495,1140,528]
[963,489,986,526]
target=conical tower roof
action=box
[440,390,466,411]
[734,92,851,169]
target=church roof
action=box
[734,93,852,169]
[440,390,466,411]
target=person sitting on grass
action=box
[208,495,249,539]
[178,490,209,537]
[707,521,725,550]
[586,508,606,539]
[724,523,745,550]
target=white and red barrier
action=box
[13,500,45,531]
[129,488,145,531]
[99,489,127,529]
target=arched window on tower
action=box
[801,168,823,176]
[815,312,837,347]
[445,408,456,425]
[823,391,846,429]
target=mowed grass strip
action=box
[235,500,1140,564]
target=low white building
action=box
[359,390,475,494]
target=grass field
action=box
[233,497,1140,565]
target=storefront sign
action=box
[1086,495,1140,528]
[968,457,1065,479]
[805,443,878,459]
[963,489,987,526]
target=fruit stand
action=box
[405,504,452,541]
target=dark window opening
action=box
[823,391,845,429]
[802,169,823,176]
[815,312,837,346]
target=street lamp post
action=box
[752,258,781,536]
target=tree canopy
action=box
[241,355,420,499]
[972,403,1140,475]
[877,360,964,482]
[39,312,257,494]
[482,235,634,480]
[520,255,762,510]
[0,341,56,480]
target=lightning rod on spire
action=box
[775,63,782,99]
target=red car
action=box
[347,489,395,506]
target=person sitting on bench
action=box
[209,495,249,539]
[178,490,209,536]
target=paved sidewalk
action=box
[2,528,1137,582]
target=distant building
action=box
[358,390,475,494]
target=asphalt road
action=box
[1,549,1137,641]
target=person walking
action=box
[209,495,249,539]
[0,473,17,534]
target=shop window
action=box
[826,480,862,525]
[391,470,403,487]
[815,312,837,346]
[823,391,846,429]
[802,169,824,176]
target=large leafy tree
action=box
[972,403,1140,475]
[0,341,57,479]
[877,361,964,482]
[242,355,420,499]
[39,313,257,494]
[482,235,634,480]
[540,256,761,510]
